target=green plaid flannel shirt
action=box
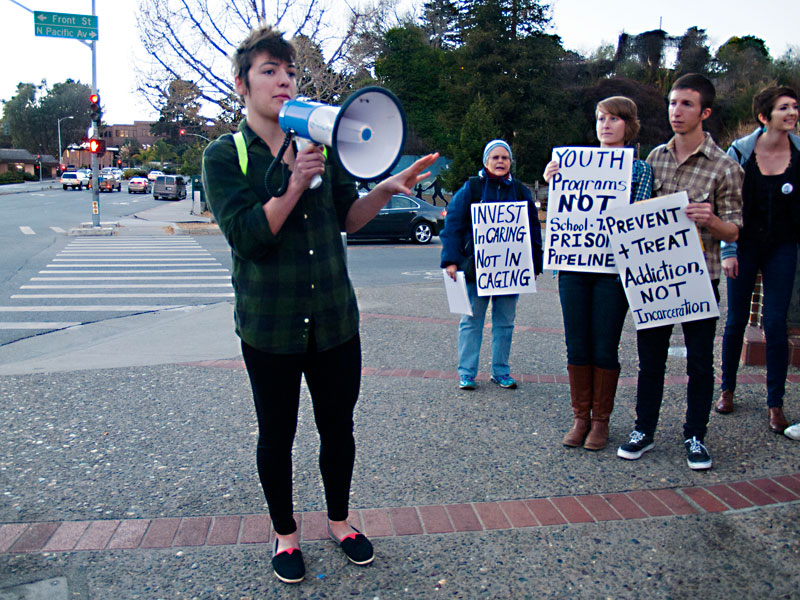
[202,120,359,353]
[646,133,743,280]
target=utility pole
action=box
[90,0,100,227]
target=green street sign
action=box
[34,11,98,41]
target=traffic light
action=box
[179,129,186,136]
[89,93,102,122]
[88,138,106,154]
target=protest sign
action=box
[544,147,633,273]
[471,201,536,297]
[604,191,720,330]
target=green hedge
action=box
[0,171,24,184]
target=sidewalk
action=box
[0,180,60,195]
[1,203,799,598]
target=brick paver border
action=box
[2,474,798,556]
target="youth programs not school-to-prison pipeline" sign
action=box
[544,147,633,274]
[471,201,536,297]
[604,191,720,330]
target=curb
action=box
[2,474,798,555]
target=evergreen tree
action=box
[375,26,457,153]
[675,27,712,76]
[419,0,461,49]
[443,94,497,191]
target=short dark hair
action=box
[596,96,641,144]
[232,25,295,92]
[753,86,798,123]
[671,73,715,111]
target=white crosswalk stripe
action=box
[1,236,232,334]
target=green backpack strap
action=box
[233,131,248,176]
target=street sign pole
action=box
[90,0,100,227]
[29,4,101,226]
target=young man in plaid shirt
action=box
[616,74,744,470]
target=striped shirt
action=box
[646,133,743,280]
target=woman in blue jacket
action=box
[440,140,543,391]
[716,86,800,434]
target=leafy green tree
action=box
[1,80,92,156]
[375,26,456,153]
[715,36,772,90]
[442,94,496,190]
[180,143,204,175]
[118,138,142,167]
[151,79,204,140]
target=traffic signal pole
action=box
[90,0,100,227]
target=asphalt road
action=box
[0,184,445,347]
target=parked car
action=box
[152,175,187,200]
[147,170,164,182]
[128,177,151,194]
[60,172,84,190]
[347,194,446,244]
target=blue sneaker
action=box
[459,376,476,390]
[490,374,517,389]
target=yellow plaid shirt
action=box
[646,133,744,280]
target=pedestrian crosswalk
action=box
[0,236,233,335]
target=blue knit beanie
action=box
[483,139,512,165]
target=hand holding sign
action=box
[605,191,720,329]
[543,147,634,273]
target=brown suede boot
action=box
[562,364,593,447]
[584,366,620,451]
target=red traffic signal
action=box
[88,139,106,154]
[179,129,186,135]
[89,93,102,122]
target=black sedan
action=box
[349,194,446,244]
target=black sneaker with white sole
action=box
[684,437,712,470]
[617,430,655,460]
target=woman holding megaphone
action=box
[202,25,436,584]
[543,96,652,451]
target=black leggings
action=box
[241,334,361,535]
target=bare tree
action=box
[136,0,369,119]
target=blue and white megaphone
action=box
[277,86,407,190]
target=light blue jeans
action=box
[458,282,519,379]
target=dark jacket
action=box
[722,128,800,259]
[440,173,543,276]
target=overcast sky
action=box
[2,0,799,126]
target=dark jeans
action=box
[634,281,720,442]
[721,241,797,407]
[558,271,629,369]
[241,334,361,535]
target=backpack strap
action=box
[233,131,248,176]
[468,176,482,203]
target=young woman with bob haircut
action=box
[544,96,653,450]
[717,86,800,436]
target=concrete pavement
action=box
[1,200,799,599]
